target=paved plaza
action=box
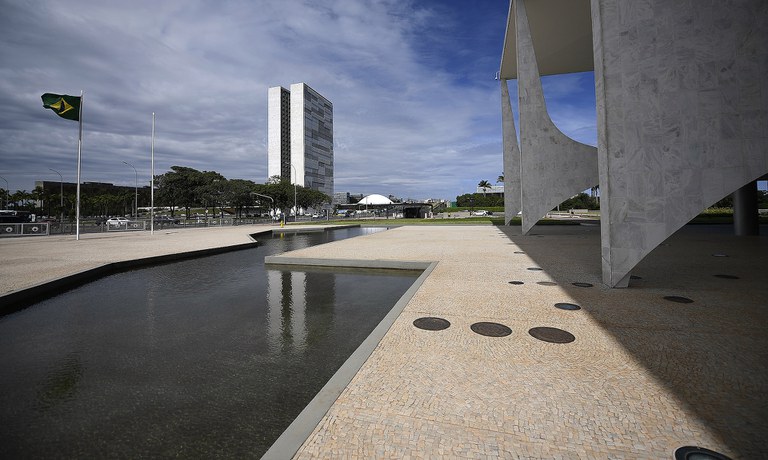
[1,223,766,458]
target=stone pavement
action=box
[1,223,766,458]
[0,225,273,296]
[265,224,767,459]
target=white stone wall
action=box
[515,0,599,234]
[266,86,284,180]
[290,84,306,187]
[501,79,521,225]
[593,0,768,286]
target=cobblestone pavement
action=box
[267,224,767,459]
[2,224,765,458]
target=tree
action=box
[298,187,330,211]
[558,193,599,210]
[224,179,258,217]
[497,175,504,183]
[456,193,503,208]
[478,180,492,197]
[195,171,227,216]
[155,166,208,217]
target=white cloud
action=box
[0,0,587,201]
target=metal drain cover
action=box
[554,303,581,311]
[529,327,575,343]
[674,446,732,460]
[572,282,593,288]
[471,322,512,337]
[664,296,694,304]
[714,274,739,279]
[508,281,524,285]
[537,281,557,286]
[413,317,451,331]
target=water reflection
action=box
[267,270,338,355]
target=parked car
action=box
[153,216,180,225]
[472,210,490,216]
[106,217,130,226]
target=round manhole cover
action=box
[527,267,543,271]
[664,296,694,304]
[470,322,512,337]
[508,281,524,285]
[554,303,581,311]
[714,274,739,279]
[674,446,732,460]
[572,282,593,287]
[528,327,575,343]
[413,317,451,331]
[537,281,557,286]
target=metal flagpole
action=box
[150,112,155,235]
[75,90,83,240]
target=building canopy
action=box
[356,194,393,205]
[499,0,593,79]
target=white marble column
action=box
[592,0,768,287]
[515,0,599,235]
[501,78,521,226]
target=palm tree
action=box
[478,180,492,197]
[497,174,504,183]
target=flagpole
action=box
[150,112,155,235]
[75,90,83,241]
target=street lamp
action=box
[122,161,138,219]
[290,164,298,222]
[49,168,64,225]
[0,175,8,209]
[251,192,275,220]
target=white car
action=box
[106,217,129,226]
[472,210,490,216]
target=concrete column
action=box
[592,0,768,287]
[733,181,759,236]
[515,0,599,235]
[501,79,521,226]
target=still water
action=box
[0,227,419,458]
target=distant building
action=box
[35,180,147,196]
[475,185,504,195]
[267,83,333,197]
[332,192,350,206]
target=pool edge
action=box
[0,240,260,316]
[261,259,437,460]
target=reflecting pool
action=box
[0,227,419,458]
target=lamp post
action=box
[290,164,298,222]
[251,192,274,221]
[122,161,138,219]
[0,175,8,209]
[49,168,64,226]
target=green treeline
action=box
[1,166,330,219]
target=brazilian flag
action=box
[42,93,81,121]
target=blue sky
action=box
[0,0,598,201]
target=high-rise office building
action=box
[267,83,333,197]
